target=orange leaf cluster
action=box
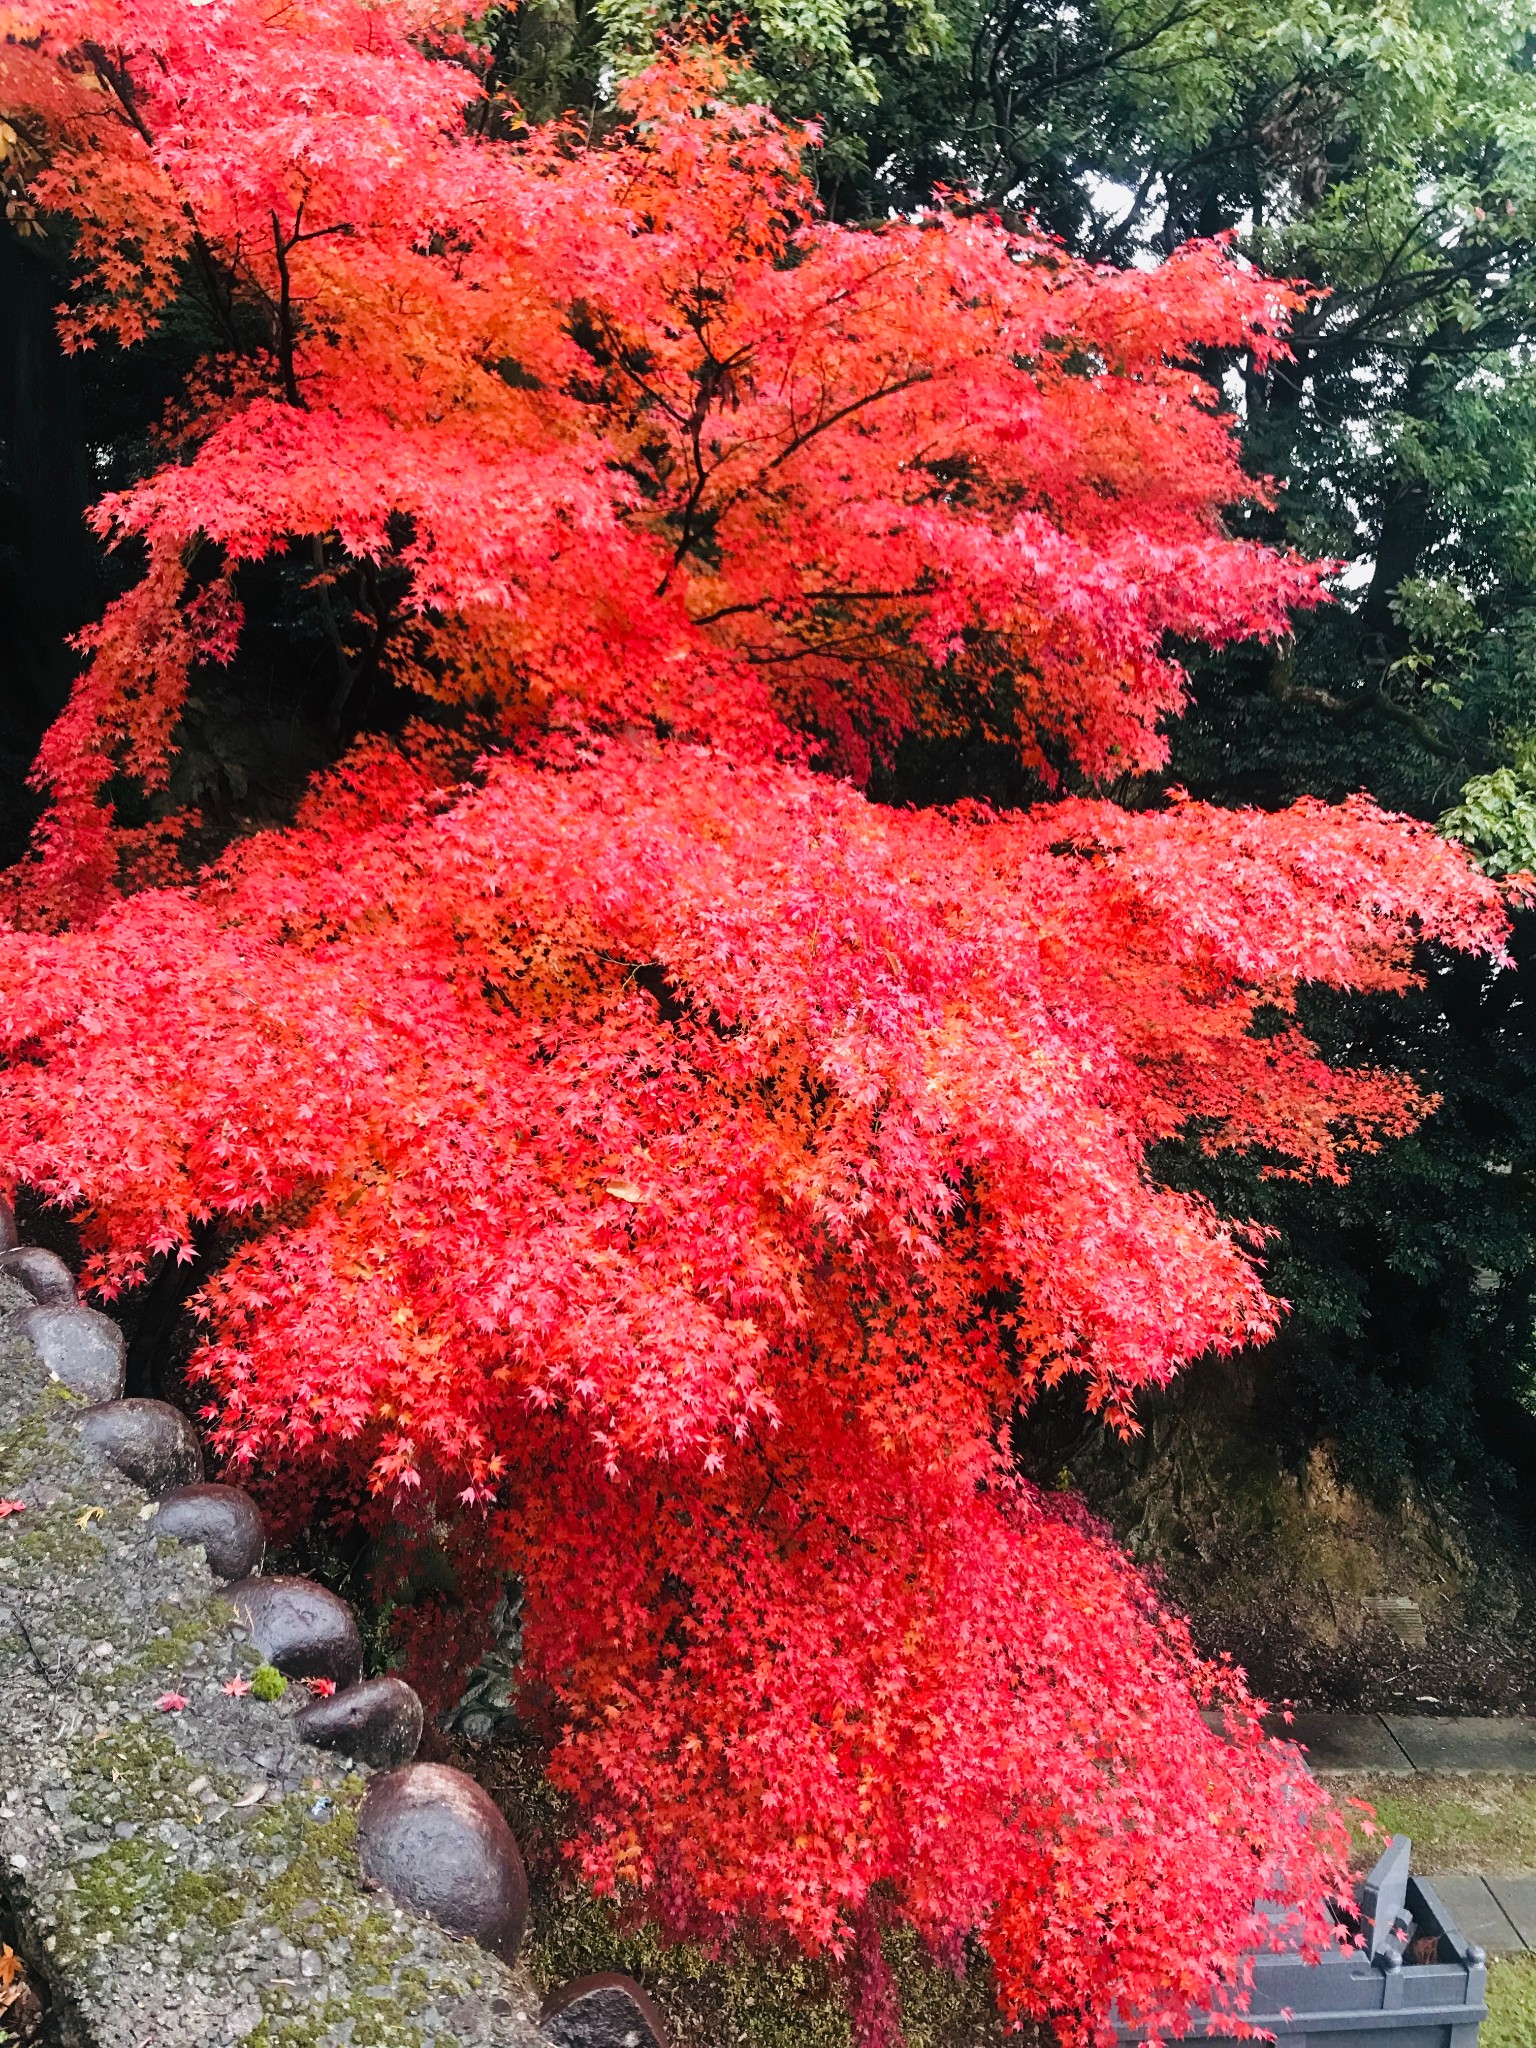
[3,10,1323,920]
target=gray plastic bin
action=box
[1114,1836,1487,2046]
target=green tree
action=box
[841,0,1536,1491]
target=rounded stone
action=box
[0,1247,76,1307]
[295,1676,424,1769]
[81,1399,204,1494]
[541,1975,670,2048]
[0,1194,15,1255]
[15,1305,126,1403]
[356,1762,528,1963]
[152,1483,265,1580]
[227,1575,363,1688]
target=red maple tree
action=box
[0,8,1509,2040]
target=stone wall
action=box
[0,1260,663,2048]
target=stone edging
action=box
[0,1219,665,2048]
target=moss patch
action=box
[127,1597,232,1678]
[14,1505,106,1576]
[51,1720,512,2048]
[250,1664,287,1702]
[54,1721,251,1965]
[51,1721,474,2048]
[0,1382,85,1498]
[525,1883,1016,2048]
[242,1790,443,2048]
[0,1409,50,1491]
[1486,1955,1536,2048]
[1329,1774,1536,1873]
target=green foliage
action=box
[1145,938,1536,1498]
[466,0,949,184]
[1443,753,1536,876]
[595,0,951,119]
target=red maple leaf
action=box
[154,1692,189,1714]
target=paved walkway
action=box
[1432,1874,1536,1953]
[1202,1713,1536,1951]
[1298,1714,1536,1953]
[1285,1712,1536,1775]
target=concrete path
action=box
[1313,1715,1536,1954]
[1199,1707,1536,1773]
[1286,1712,1536,1775]
[1431,1874,1536,1953]
[1200,1712,1536,1950]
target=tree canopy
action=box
[0,4,1526,2042]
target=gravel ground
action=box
[0,1276,545,2048]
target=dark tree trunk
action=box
[0,229,99,865]
[1356,346,1443,661]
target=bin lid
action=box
[1359,1833,1412,1964]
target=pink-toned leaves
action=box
[0,16,1508,2044]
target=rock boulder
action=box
[227,1575,364,1688]
[15,1305,125,1403]
[0,1247,76,1307]
[82,1398,204,1494]
[152,1483,266,1580]
[295,1676,424,1769]
[357,1763,528,1963]
[540,1975,670,2048]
